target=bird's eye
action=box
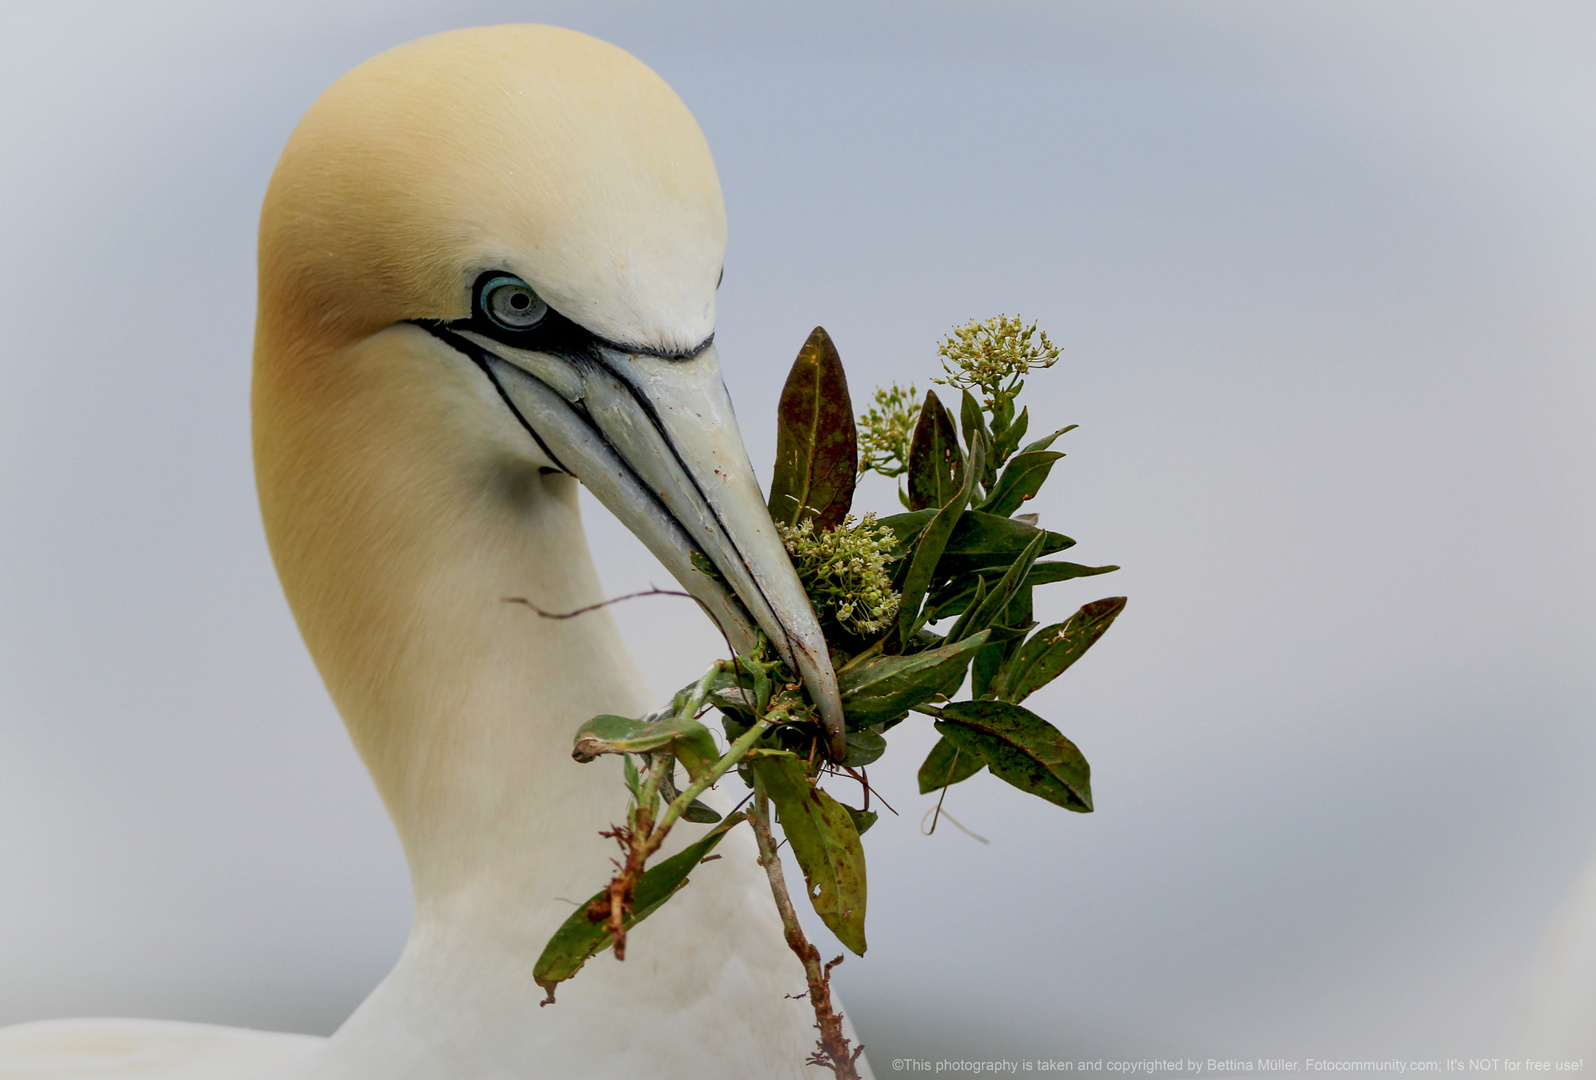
[480,275,548,330]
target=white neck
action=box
[257,327,838,1078]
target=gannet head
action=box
[253,25,843,751]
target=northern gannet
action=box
[0,24,871,1079]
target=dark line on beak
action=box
[411,320,573,476]
[409,318,786,667]
[587,348,802,668]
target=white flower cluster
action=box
[777,514,902,637]
[857,382,919,479]
[934,314,1060,409]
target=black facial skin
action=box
[445,270,712,361]
[404,271,713,476]
[404,268,769,662]
[454,271,603,360]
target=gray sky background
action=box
[2,0,1594,1065]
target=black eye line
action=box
[463,270,713,361]
[405,316,763,637]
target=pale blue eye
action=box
[481,275,548,330]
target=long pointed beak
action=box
[420,323,844,755]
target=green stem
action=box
[638,750,670,819]
[835,638,886,675]
[651,716,772,839]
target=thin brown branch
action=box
[504,586,753,708]
[751,787,864,1080]
[926,748,959,835]
[501,588,696,620]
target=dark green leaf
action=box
[969,621,1030,700]
[992,406,1030,464]
[942,574,988,644]
[1024,561,1119,586]
[572,713,720,782]
[658,763,722,823]
[916,735,985,794]
[880,509,1072,565]
[935,701,1092,812]
[681,798,723,824]
[992,390,1015,431]
[752,757,868,954]
[981,450,1064,518]
[970,640,1006,700]
[533,813,744,999]
[928,561,1118,623]
[950,530,1046,643]
[843,729,887,767]
[906,390,963,511]
[999,596,1127,703]
[838,631,991,727]
[767,327,858,531]
[844,805,879,836]
[896,435,985,647]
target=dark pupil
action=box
[508,292,530,310]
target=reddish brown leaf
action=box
[768,327,858,531]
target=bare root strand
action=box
[751,789,863,1080]
[838,765,897,816]
[590,809,658,961]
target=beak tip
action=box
[791,649,846,761]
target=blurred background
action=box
[2,0,1593,1065]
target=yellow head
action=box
[252,25,843,768]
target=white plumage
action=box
[0,25,870,1079]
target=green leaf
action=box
[958,391,994,479]
[935,701,1092,812]
[657,758,723,823]
[681,798,723,824]
[700,658,774,720]
[880,509,1072,566]
[752,757,868,955]
[927,561,1117,623]
[1024,561,1120,587]
[970,620,1030,700]
[906,390,963,511]
[981,450,1064,518]
[1016,424,1078,457]
[970,641,1006,701]
[768,327,858,531]
[837,630,991,727]
[941,574,988,644]
[916,736,985,794]
[843,804,879,836]
[621,753,641,800]
[532,813,744,1000]
[843,729,887,767]
[572,713,720,783]
[895,434,985,647]
[949,530,1046,643]
[999,597,1127,703]
[992,405,1030,465]
[689,549,722,582]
